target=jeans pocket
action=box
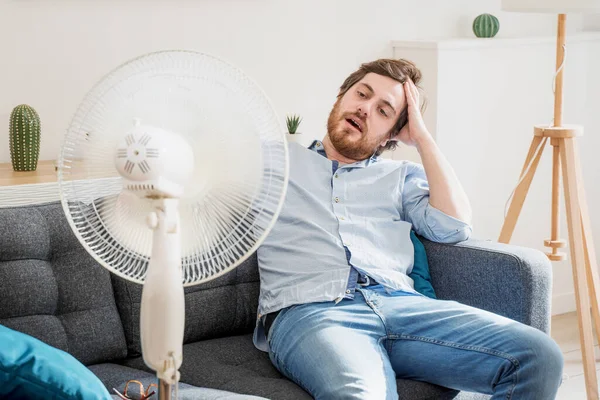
[267,306,291,346]
[267,309,292,377]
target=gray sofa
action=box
[0,201,553,400]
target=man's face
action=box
[327,72,407,161]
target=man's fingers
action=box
[409,80,419,105]
[405,80,420,111]
[404,81,415,107]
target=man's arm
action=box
[401,162,472,243]
[394,78,472,226]
[416,137,472,225]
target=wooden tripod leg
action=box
[561,138,599,399]
[570,138,600,344]
[545,139,567,261]
[499,136,546,243]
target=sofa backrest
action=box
[112,253,261,357]
[0,201,128,366]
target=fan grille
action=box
[58,50,288,286]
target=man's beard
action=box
[326,99,382,161]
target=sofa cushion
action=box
[122,333,459,400]
[0,202,128,366]
[122,334,310,400]
[409,231,436,299]
[112,254,260,357]
[89,363,267,400]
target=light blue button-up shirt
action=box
[253,140,472,352]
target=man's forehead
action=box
[357,73,405,105]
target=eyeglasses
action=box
[112,380,158,400]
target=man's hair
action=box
[337,58,426,156]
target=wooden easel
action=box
[498,14,600,400]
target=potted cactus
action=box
[9,104,41,171]
[473,13,500,38]
[286,114,302,143]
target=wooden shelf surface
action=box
[0,160,57,187]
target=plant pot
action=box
[286,132,302,143]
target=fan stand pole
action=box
[158,379,172,400]
[498,14,600,400]
[141,198,184,400]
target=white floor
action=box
[553,312,600,399]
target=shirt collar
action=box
[308,140,327,157]
[308,139,379,168]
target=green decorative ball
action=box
[473,13,499,38]
[9,104,41,171]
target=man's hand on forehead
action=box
[393,79,431,148]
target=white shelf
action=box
[391,31,600,50]
[0,182,60,207]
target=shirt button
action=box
[339,216,345,220]
[316,142,321,147]
[335,173,339,178]
[334,197,339,203]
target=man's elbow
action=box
[434,225,472,244]
[418,204,473,243]
[431,204,472,228]
[454,225,472,243]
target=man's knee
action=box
[538,334,564,378]
[520,326,564,382]
[492,325,563,397]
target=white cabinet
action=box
[390,33,600,314]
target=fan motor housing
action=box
[115,123,194,199]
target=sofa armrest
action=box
[422,238,553,333]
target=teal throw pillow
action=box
[408,230,437,299]
[0,324,111,399]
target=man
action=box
[252,58,563,399]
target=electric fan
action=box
[57,50,288,399]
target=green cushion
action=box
[0,324,111,399]
[408,231,437,299]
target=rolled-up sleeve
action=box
[401,162,472,243]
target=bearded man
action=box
[252,58,563,400]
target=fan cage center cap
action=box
[129,144,147,162]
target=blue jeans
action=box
[267,285,563,399]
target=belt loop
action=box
[359,275,370,287]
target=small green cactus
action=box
[286,114,302,134]
[9,104,41,171]
[473,13,499,38]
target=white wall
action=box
[0,0,569,161]
[1,0,596,315]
